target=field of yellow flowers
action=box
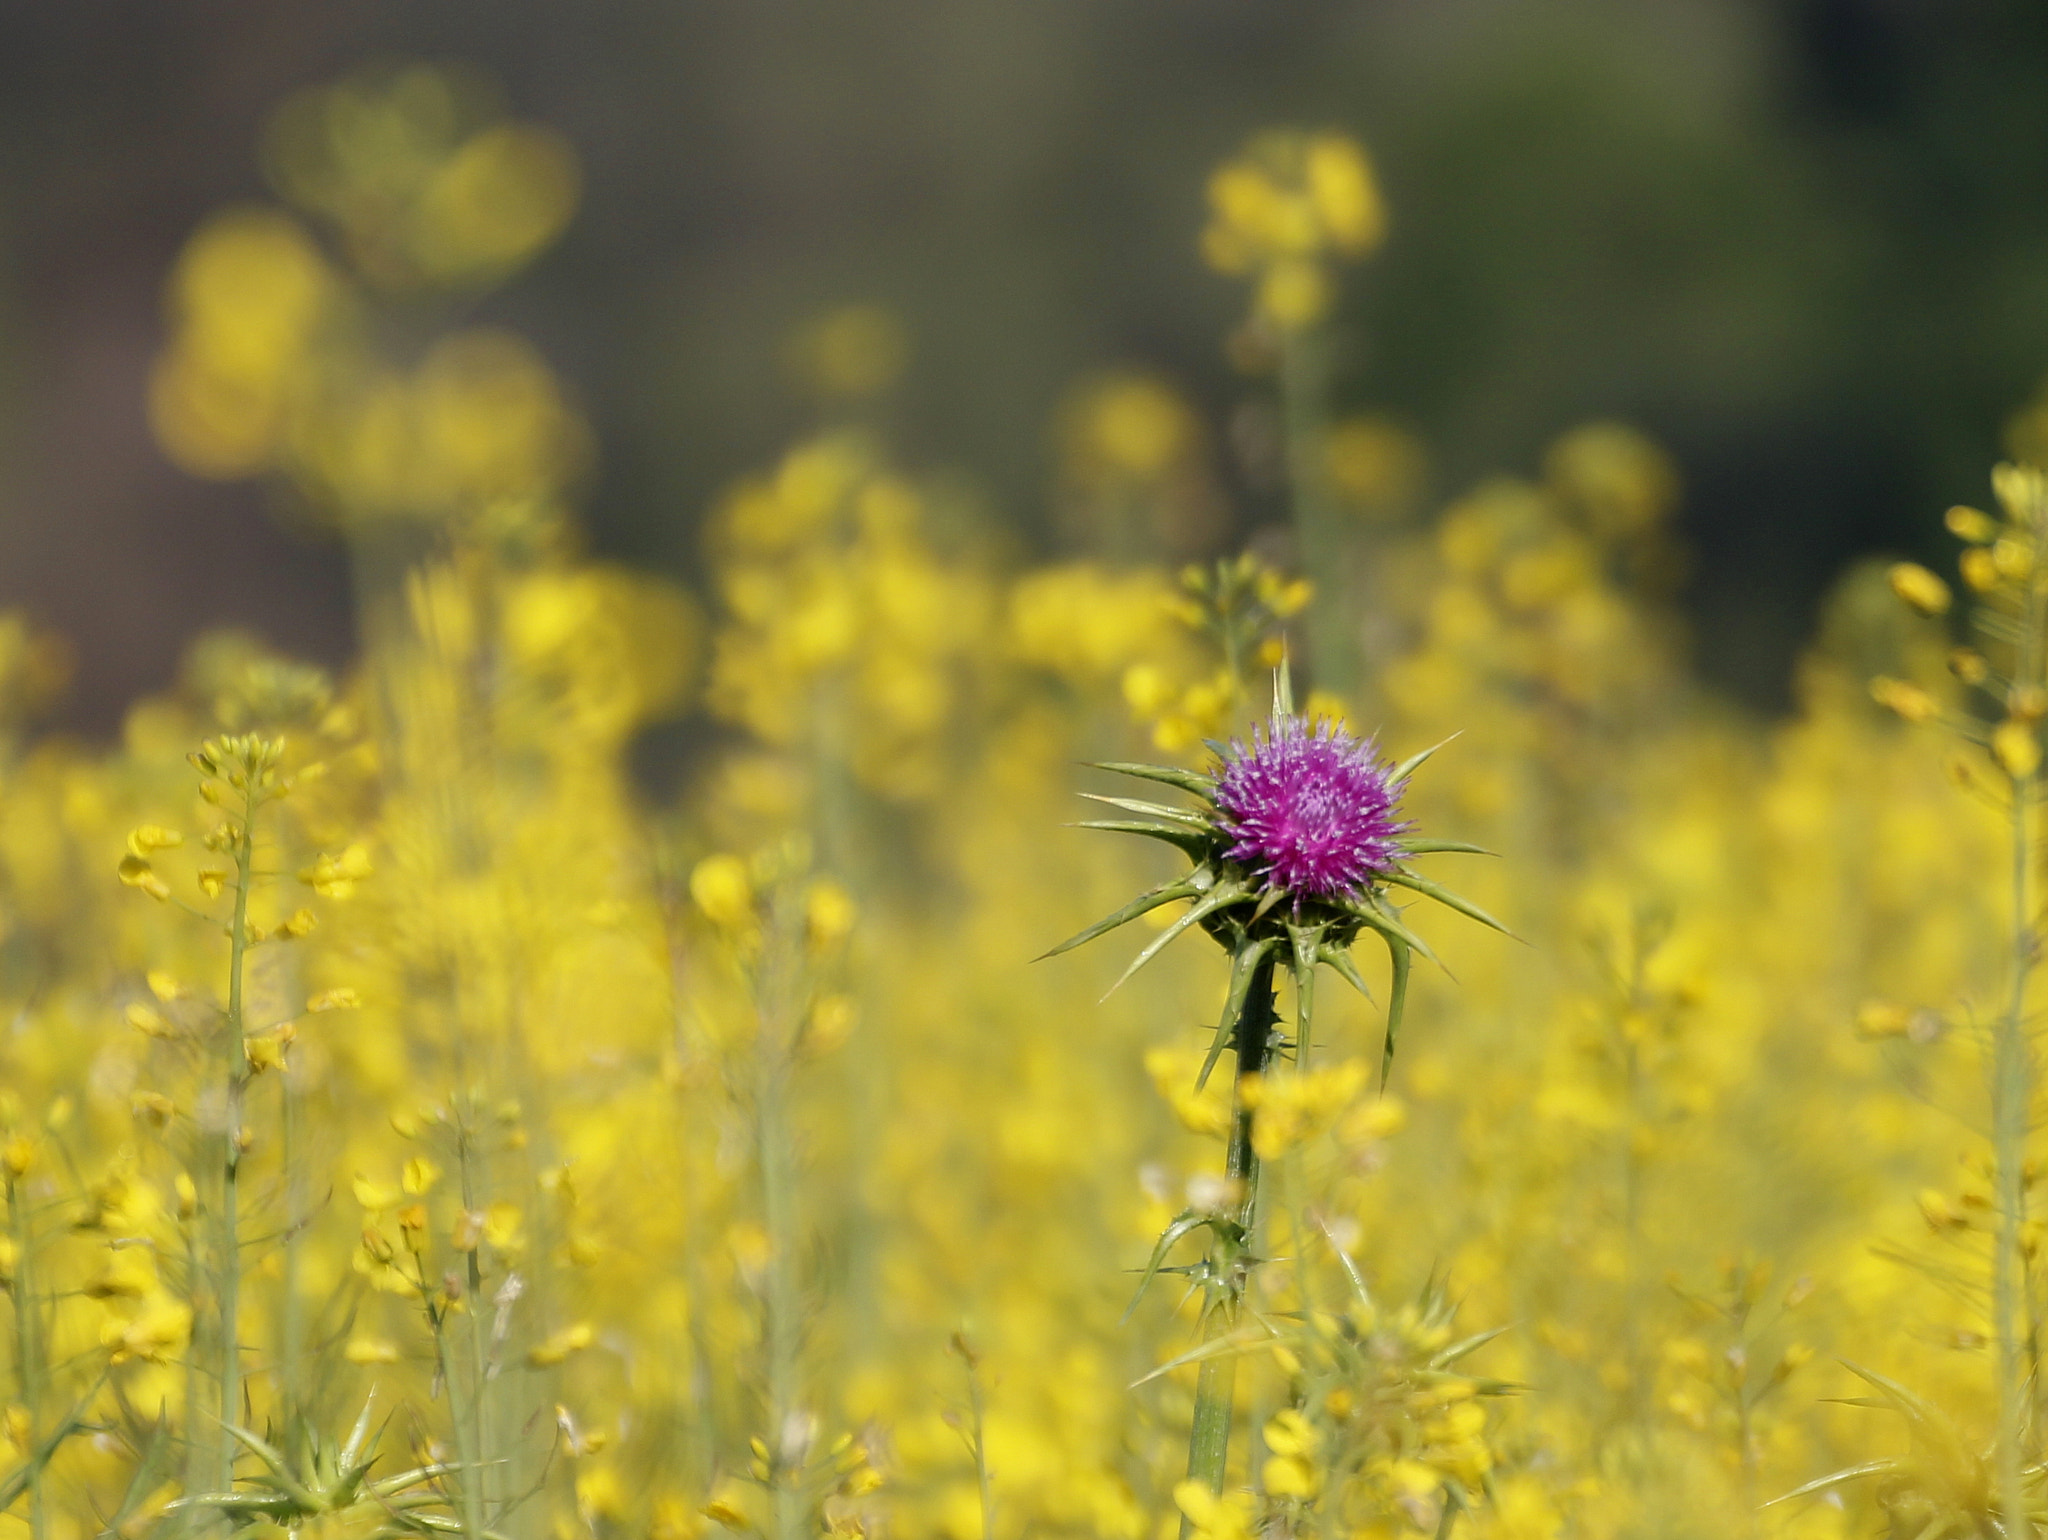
[3,60,2046,1540]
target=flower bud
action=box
[1888,562,1951,616]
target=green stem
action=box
[1278,329,1349,697]
[181,1207,205,1503]
[1995,492,2044,1540]
[760,1046,803,1540]
[9,1174,43,1540]
[456,1117,496,1522]
[1995,767,2034,1540]
[279,1070,302,1428]
[425,1263,485,1540]
[965,1349,996,1540]
[218,792,255,1490]
[1181,953,1280,1526]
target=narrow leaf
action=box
[220,1422,323,1510]
[1837,1360,1960,1446]
[1036,876,1200,961]
[1289,922,1322,1067]
[1197,937,1277,1090]
[1389,733,1461,785]
[1378,932,1412,1090]
[1077,792,1210,828]
[1124,1211,1227,1322]
[1762,1461,1901,1508]
[1397,839,1496,857]
[1071,820,1210,858]
[1087,762,1218,802]
[1429,1325,1511,1370]
[1318,945,1375,1005]
[1383,868,1516,938]
[1103,882,1246,999]
[369,1461,463,1498]
[1348,896,1443,972]
[1130,1324,1274,1388]
[340,1392,377,1474]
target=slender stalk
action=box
[456,1117,496,1523]
[217,790,256,1489]
[8,1173,44,1540]
[424,1261,486,1540]
[1994,489,2045,1540]
[278,1070,302,1428]
[1994,764,2034,1540]
[759,1045,803,1540]
[1278,329,1349,697]
[1182,952,1280,1524]
[956,1339,996,1540]
[180,1198,206,1503]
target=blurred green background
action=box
[3,0,2047,725]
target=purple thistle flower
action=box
[1213,713,1407,901]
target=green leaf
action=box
[1071,820,1211,858]
[1318,944,1375,1004]
[1130,1321,1276,1389]
[1397,839,1495,857]
[339,1393,377,1475]
[1288,921,1323,1067]
[369,1461,463,1499]
[1076,791,1210,829]
[1087,762,1218,802]
[1274,658,1295,717]
[1377,932,1412,1089]
[1762,1461,1901,1508]
[221,1421,324,1511]
[1382,869,1515,938]
[1197,937,1278,1090]
[163,1492,299,1514]
[1837,1360,1960,1446]
[1347,895,1443,971]
[1103,881,1247,998]
[1429,1325,1511,1370]
[103,1413,174,1531]
[1247,885,1288,927]
[1389,733,1460,785]
[1036,876,1201,961]
[1124,1210,1234,1322]
[0,1372,108,1510]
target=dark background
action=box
[3,0,2045,729]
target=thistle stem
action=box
[1181,951,1280,1526]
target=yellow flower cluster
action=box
[6,69,2047,1540]
[706,431,994,803]
[1202,129,1386,331]
[149,63,587,548]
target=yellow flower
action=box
[1869,676,1938,723]
[298,843,372,897]
[1994,718,2041,779]
[1887,561,1952,616]
[1173,1482,1257,1540]
[528,1321,595,1367]
[690,854,754,930]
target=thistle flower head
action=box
[1046,667,1507,1090]
[1214,713,1406,902]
